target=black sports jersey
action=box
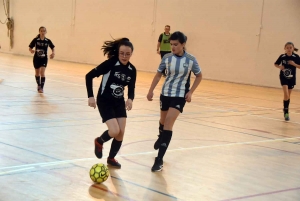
[275,53,299,83]
[29,36,55,58]
[86,57,136,101]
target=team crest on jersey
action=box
[110,83,124,98]
[283,69,293,78]
[36,49,45,57]
[126,76,131,82]
[121,74,126,81]
[115,71,127,81]
[183,63,189,68]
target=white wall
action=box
[1,0,300,89]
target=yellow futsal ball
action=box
[89,163,110,183]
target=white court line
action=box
[1,136,300,172]
[189,102,300,125]
[0,167,34,175]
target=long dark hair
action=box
[36,26,46,38]
[285,42,298,52]
[101,38,134,58]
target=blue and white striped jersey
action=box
[157,52,201,97]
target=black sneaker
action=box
[94,138,103,159]
[151,157,163,172]
[154,135,162,150]
[284,113,290,121]
[107,158,121,168]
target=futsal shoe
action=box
[94,138,103,158]
[284,113,290,121]
[37,86,43,93]
[107,158,121,168]
[151,157,163,172]
[154,135,162,150]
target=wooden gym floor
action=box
[0,53,300,201]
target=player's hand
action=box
[288,60,296,66]
[30,49,35,54]
[126,99,133,111]
[88,97,96,109]
[279,66,285,70]
[185,91,193,102]
[147,91,154,101]
[50,53,55,59]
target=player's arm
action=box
[126,68,136,111]
[85,60,111,108]
[185,58,202,102]
[29,38,36,54]
[189,72,202,94]
[274,55,284,70]
[49,40,55,59]
[288,58,300,69]
[147,58,165,101]
[157,34,162,54]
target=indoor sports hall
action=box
[1,1,300,201]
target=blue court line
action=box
[0,141,62,161]
[178,119,300,146]
[0,141,180,199]
[0,158,180,200]
[110,176,179,200]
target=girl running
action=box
[85,38,137,168]
[274,42,300,121]
[29,26,55,93]
[147,31,203,172]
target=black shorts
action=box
[280,76,295,89]
[160,94,186,113]
[97,98,127,123]
[33,56,48,69]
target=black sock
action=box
[159,122,164,136]
[157,130,173,159]
[97,130,112,144]
[284,99,290,113]
[35,76,40,86]
[41,77,46,89]
[108,139,123,159]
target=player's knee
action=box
[115,132,124,141]
[109,127,120,137]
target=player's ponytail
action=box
[285,42,298,52]
[101,38,134,58]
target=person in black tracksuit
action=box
[29,26,55,93]
[85,38,136,168]
[274,42,300,121]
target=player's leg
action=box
[34,58,42,92]
[107,117,126,168]
[154,95,169,150]
[152,108,180,172]
[284,85,294,121]
[94,101,119,159]
[39,58,48,92]
[94,118,120,159]
[282,85,290,121]
[40,67,46,92]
